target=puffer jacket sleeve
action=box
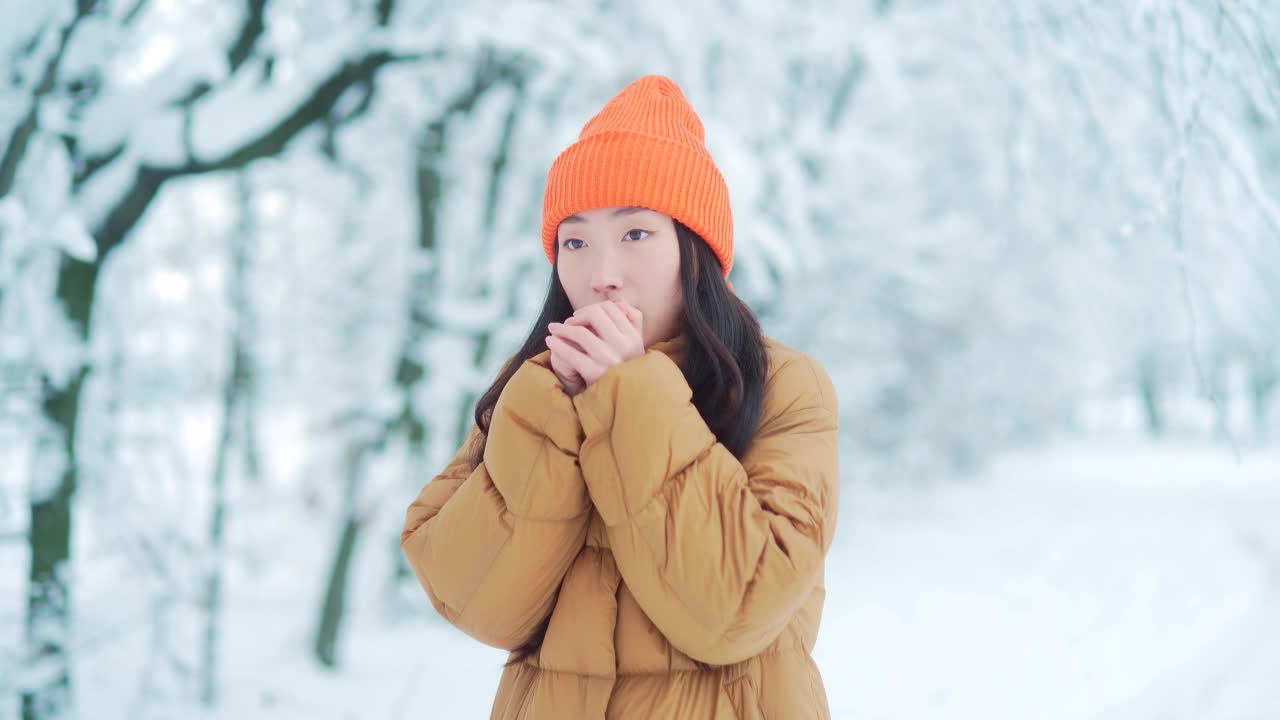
[400,356,590,650]
[571,349,839,666]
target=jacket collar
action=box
[648,333,687,366]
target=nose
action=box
[589,252,623,298]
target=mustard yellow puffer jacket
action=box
[401,335,840,718]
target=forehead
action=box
[559,206,662,226]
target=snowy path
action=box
[380,441,1280,719]
[63,440,1277,719]
[816,441,1280,720]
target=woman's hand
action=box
[548,343,586,396]
[545,300,644,389]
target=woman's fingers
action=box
[617,301,643,334]
[597,301,634,336]
[591,303,642,361]
[546,335,603,382]
[548,340,582,378]
[599,301,643,348]
[550,322,618,365]
[553,316,595,354]
[572,301,643,346]
[550,319,606,388]
[547,344,585,394]
[550,301,647,387]
[571,304,628,349]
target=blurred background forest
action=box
[2,1,1278,718]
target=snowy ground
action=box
[12,439,1278,719]
[817,440,1280,720]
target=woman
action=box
[401,74,840,719]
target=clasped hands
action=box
[545,300,645,396]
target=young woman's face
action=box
[555,206,683,347]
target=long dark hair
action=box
[468,219,769,666]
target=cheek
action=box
[638,245,683,320]
[556,264,588,309]
[645,235,681,284]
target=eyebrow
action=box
[559,206,648,224]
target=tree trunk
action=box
[314,447,367,667]
[200,173,256,705]
[15,9,415,716]
[23,252,99,720]
[201,381,234,705]
[1138,353,1164,436]
[23,372,83,720]
[389,59,522,588]
[1250,360,1277,442]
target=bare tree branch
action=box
[78,0,269,188]
[91,49,428,260]
[0,2,100,197]
[376,0,396,27]
[227,0,269,72]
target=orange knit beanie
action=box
[541,75,734,276]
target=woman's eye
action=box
[562,238,586,250]
[624,229,650,242]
